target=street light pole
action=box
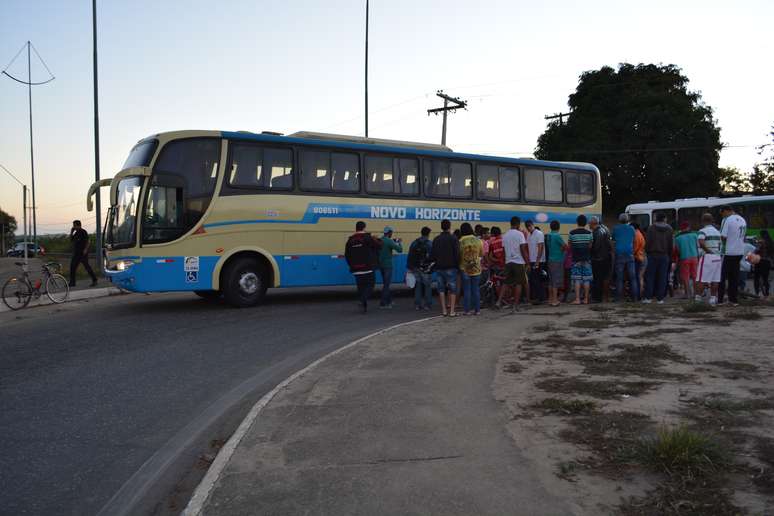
[26,42,38,253]
[92,0,102,272]
[364,0,369,138]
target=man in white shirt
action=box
[696,213,722,305]
[525,220,546,304]
[497,216,530,311]
[718,205,747,305]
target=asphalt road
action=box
[0,286,425,515]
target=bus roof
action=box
[626,194,774,212]
[218,130,599,173]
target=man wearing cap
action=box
[378,226,403,308]
[675,221,699,299]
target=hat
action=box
[679,221,690,231]
[383,226,394,234]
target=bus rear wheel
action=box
[222,257,268,307]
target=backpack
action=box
[346,233,379,272]
[408,238,431,271]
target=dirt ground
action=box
[494,299,774,515]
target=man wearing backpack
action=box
[345,221,382,313]
[407,226,433,310]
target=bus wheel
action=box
[222,257,268,307]
[194,290,221,301]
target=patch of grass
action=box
[558,411,653,466]
[502,362,524,374]
[536,377,659,399]
[576,344,688,380]
[525,333,598,349]
[570,318,615,330]
[681,303,717,313]
[705,360,759,372]
[635,426,729,478]
[625,327,693,340]
[618,481,742,515]
[724,307,762,320]
[531,397,599,415]
[683,393,774,428]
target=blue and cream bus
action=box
[88,130,601,306]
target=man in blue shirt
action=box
[612,213,639,301]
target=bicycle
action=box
[2,261,70,310]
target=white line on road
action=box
[182,315,439,516]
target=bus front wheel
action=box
[194,290,221,301]
[222,257,268,307]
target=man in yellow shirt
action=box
[459,222,483,315]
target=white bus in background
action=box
[625,194,774,237]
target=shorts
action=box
[503,262,528,287]
[679,257,698,282]
[436,268,458,293]
[571,261,593,286]
[548,261,564,289]
[697,254,721,284]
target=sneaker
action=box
[709,296,717,305]
[694,295,703,303]
[657,299,665,305]
[423,306,431,311]
[641,299,652,304]
[415,306,422,311]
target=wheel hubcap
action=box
[238,272,259,295]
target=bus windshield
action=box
[109,176,143,247]
[122,140,158,169]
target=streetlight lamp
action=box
[0,163,29,262]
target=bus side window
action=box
[524,168,562,203]
[653,208,676,228]
[300,150,332,192]
[331,153,360,193]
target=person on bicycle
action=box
[69,220,98,287]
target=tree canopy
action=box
[534,63,722,215]
[0,206,18,249]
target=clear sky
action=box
[1,0,772,234]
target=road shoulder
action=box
[186,311,572,516]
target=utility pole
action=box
[2,41,55,256]
[427,90,467,146]
[93,0,102,272]
[544,112,571,125]
[364,0,369,138]
[0,163,29,263]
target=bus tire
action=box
[222,257,268,307]
[194,290,221,301]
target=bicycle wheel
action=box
[2,277,33,310]
[46,274,70,304]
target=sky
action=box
[1,0,772,235]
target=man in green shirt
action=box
[379,226,403,308]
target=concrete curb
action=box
[0,285,125,313]
[181,315,440,516]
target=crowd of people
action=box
[344,205,772,315]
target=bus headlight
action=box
[115,260,135,271]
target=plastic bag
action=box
[405,270,416,288]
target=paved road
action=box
[0,287,424,515]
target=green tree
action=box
[718,166,751,193]
[749,125,774,193]
[535,63,722,215]
[0,206,18,251]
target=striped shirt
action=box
[569,228,593,262]
[697,225,722,256]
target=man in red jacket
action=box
[345,221,382,313]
